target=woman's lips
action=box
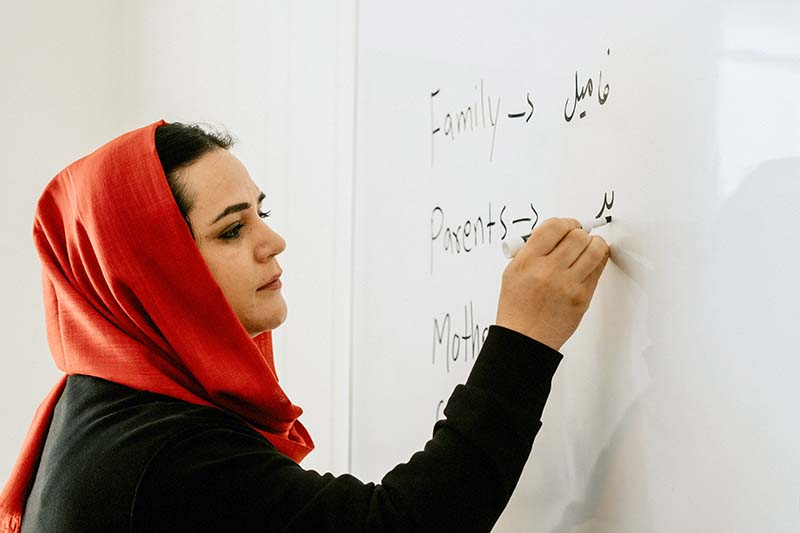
[258,276,282,291]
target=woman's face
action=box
[180,149,287,337]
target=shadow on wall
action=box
[551,157,800,532]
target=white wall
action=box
[0,0,353,480]
[1,0,139,483]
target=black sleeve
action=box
[130,325,562,533]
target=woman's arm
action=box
[131,326,560,533]
[131,218,609,532]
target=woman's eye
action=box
[220,212,270,241]
[220,224,243,240]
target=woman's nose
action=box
[254,223,286,262]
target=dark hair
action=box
[154,122,236,238]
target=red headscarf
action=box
[0,120,313,532]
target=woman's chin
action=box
[247,304,287,337]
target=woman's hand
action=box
[496,217,610,351]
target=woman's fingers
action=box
[570,236,610,282]
[497,219,611,351]
[518,218,581,258]
[550,227,593,267]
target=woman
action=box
[0,120,609,532]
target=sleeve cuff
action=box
[465,325,563,416]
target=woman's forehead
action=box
[184,151,261,208]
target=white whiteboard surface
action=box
[349,1,800,531]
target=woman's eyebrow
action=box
[210,191,266,225]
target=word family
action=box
[428,47,614,164]
[430,80,536,165]
[565,48,612,123]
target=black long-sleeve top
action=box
[21,325,562,532]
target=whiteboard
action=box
[349,1,800,531]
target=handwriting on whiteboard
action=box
[565,48,612,122]
[430,190,614,274]
[430,48,613,165]
[432,300,490,374]
[595,189,615,218]
[430,202,539,274]
[430,81,535,165]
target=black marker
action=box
[502,216,612,259]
